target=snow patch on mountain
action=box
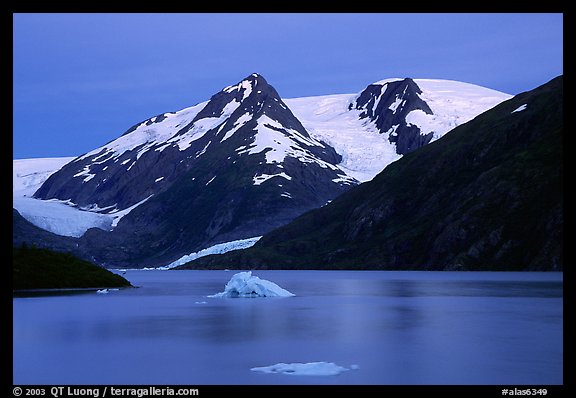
[170,100,240,151]
[73,164,96,183]
[512,104,528,113]
[220,112,252,142]
[77,102,208,165]
[223,73,259,99]
[253,172,292,186]
[236,115,326,165]
[108,195,154,227]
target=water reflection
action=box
[379,280,562,298]
[13,270,563,385]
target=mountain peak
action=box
[221,73,268,98]
[350,77,433,154]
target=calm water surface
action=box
[13,270,563,385]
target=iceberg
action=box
[251,362,357,376]
[208,271,295,298]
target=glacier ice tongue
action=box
[208,271,295,298]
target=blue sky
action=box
[13,13,563,159]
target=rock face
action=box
[181,76,563,271]
[350,78,434,154]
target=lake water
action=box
[13,270,563,385]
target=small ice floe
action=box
[96,288,119,294]
[251,362,358,376]
[194,301,208,304]
[208,271,295,298]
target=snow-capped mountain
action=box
[35,74,353,213]
[30,74,356,266]
[18,73,511,267]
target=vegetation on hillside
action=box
[13,244,132,290]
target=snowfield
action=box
[13,157,76,197]
[285,78,511,182]
[413,79,512,139]
[286,94,401,182]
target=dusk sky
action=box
[13,13,563,159]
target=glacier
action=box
[160,236,262,269]
[12,196,115,238]
[285,78,511,182]
[13,157,143,237]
